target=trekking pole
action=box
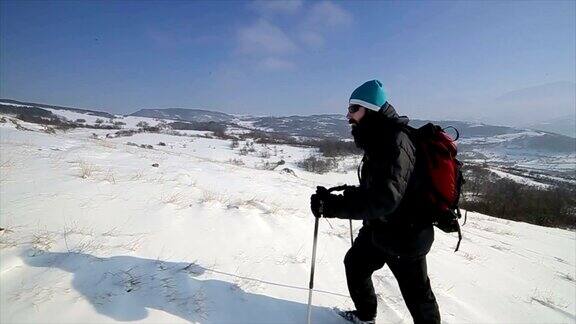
[307,185,351,323]
[349,219,353,246]
[306,216,320,324]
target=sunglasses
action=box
[348,105,361,113]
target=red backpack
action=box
[404,123,466,252]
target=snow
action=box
[459,131,546,146]
[488,168,552,189]
[1,122,575,324]
[0,102,33,108]
[41,107,112,124]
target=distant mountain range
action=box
[526,114,576,138]
[482,81,576,130]
[2,99,575,157]
[130,107,571,145]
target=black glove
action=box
[316,186,330,198]
[310,186,329,218]
[343,185,360,198]
[310,193,323,218]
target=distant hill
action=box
[130,108,525,140]
[2,99,574,157]
[0,99,115,119]
[130,108,235,123]
[527,114,576,138]
[483,81,576,127]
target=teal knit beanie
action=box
[349,80,387,111]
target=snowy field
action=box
[1,118,575,324]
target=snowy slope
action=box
[487,168,552,189]
[1,121,575,324]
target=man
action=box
[310,80,440,324]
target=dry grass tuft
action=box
[161,192,185,205]
[78,161,97,179]
[104,169,116,184]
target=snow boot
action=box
[338,310,375,324]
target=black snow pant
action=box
[344,231,440,324]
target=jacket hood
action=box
[379,102,409,126]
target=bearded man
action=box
[310,80,441,324]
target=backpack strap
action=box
[357,154,366,183]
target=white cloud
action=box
[259,57,296,71]
[234,1,353,71]
[250,0,303,16]
[305,1,353,30]
[237,19,298,56]
[297,1,353,50]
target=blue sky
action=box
[1,0,574,123]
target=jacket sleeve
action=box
[323,131,416,220]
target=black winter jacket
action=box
[324,103,434,257]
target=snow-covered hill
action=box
[131,108,235,123]
[2,98,575,177]
[1,116,575,323]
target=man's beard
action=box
[350,118,372,150]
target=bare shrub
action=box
[239,130,302,146]
[75,118,86,123]
[257,159,285,171]
[141,125,160,132]
[529,288,569,310]
[297,156,337,174]
[275,247,306,265]
[115,129,139,137]
[161,192,185,204]
[0,225,20,250]
[79,161,97,179]
[8,106,78,130]
[30,230,56,255]
[43,126,56,134]
[130,170,144,181]
[212,127,231,139]
[258,149,271,159]
[461,170,576,229]
[95,119,104,124]
[104,169,116,184]
[199,191,229,205]
[228,158,245,166]
[460,252,477,262]
[168,121,228,138]
[280,168,296,176]
[314,139,361,157]
[239,142,256,155]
